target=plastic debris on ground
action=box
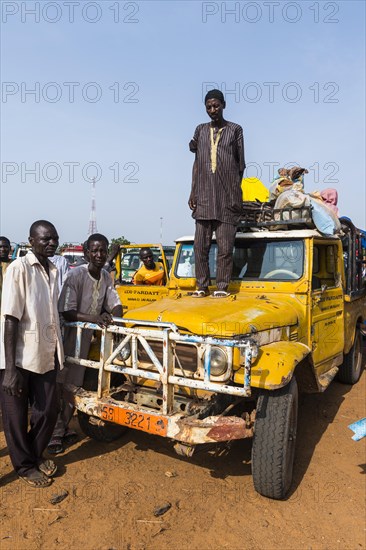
[348,418,366,441]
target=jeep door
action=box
[311,241,344,371]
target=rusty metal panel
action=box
[67,318,253,399]
[171,414,254,444]
[67,385,254,444]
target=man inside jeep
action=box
[132,247,166,286]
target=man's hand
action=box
[2,368,23,397]
[188,193,197,211]
[3,315,22,396]
[63,310,115,327]
[94,312,114,327]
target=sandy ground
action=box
[0,363,365,550]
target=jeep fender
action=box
[234,341,311,390]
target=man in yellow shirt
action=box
[132,248,165,286]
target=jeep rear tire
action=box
[77,411,128,442]
[252,377,298,500]
[338,327,363,385]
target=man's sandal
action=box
[212,290,231,298]
[47,437,64,455]
[38,459,57,477]
[63,429,78,446]
[191,290,209,298]
[19,470,52,488]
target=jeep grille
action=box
[138,340,198,376]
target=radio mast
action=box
[88,177,98,236]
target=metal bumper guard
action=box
[64,317,254,444]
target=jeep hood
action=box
[125,294,300,336]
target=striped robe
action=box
[189,121,245,225]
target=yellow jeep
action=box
[66,215,365,500]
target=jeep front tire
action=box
[252,377,298,500]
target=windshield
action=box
[176,240,304,281]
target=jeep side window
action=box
[312,244,337,289]
[326,246,335,273]
[312,246,321,290]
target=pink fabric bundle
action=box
[320,188,339,216]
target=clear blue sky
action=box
[1,0,365,245]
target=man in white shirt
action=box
[0,220,64,487]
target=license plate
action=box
[99,404,167,436]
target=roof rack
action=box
[238,202,313,230]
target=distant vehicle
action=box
[60,245,84,267]
[11,243,30,260]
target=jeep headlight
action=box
[250,343,258,362]
[240,343,258,364]
[206,346,228,377]
[116,341,131,361]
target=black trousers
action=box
[194,220,237,291]
[0,366,59,476]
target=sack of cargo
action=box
[309,197,341,236]
[320,188,339,216]
[269,167,308,200]
[274,190,312,224]
[241,177,270,202]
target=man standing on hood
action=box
[188,89,245,298]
